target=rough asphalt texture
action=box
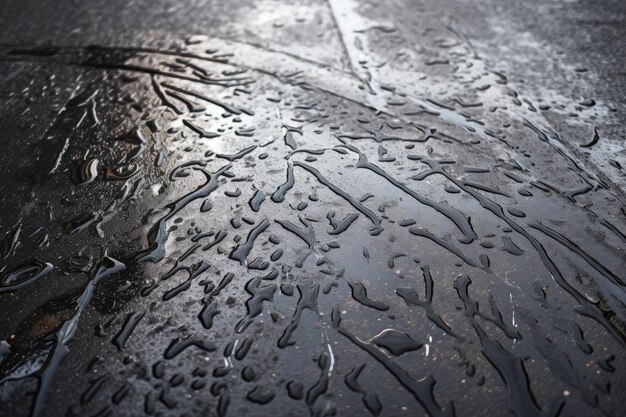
[0,1,625,416]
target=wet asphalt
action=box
[0,1,625,416]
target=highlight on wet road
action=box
[0,1,624,416]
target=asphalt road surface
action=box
[0,1,625,416]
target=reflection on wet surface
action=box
[0,1,625,416]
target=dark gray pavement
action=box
[0,1,624,416]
